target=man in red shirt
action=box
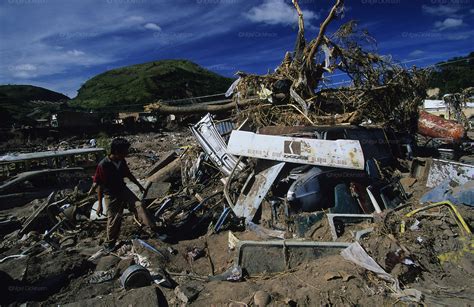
[94,138,155,252]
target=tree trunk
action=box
[145,98,260,115]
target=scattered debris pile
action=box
[1,108,473,305]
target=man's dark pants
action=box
[104,187,154,246]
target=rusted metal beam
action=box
[418,111,465,143]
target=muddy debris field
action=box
[1,110,473,306]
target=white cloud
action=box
[125,15,145,23]
[144,22,162,31]
[447,34,469,40]
[0,0,249,92]
[434,18,463,30]
[67,49,85,56]
[12,64,37,71]
[2,42,115,82]
[9,64,38,78]
[422,5,460,16]
[409,50,425,57]
[244,0,319,27]
[0,0,258,97]
[445,30,474,41]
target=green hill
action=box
[71,59,234,110]
[0,85,69,126]
[428,51,474,95]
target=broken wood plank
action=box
[19,191,57,235]
[233,162,285,221]
[145,151,177,178]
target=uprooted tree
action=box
[147,0,429,133]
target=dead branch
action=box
[292,0,306,62]
[306,0,343,67]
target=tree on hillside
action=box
[428,52,474,96]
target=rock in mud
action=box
[253,290,271,307]
[175,285,200,303]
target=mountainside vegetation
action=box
[0,85,69,126]
[70,59,234,110]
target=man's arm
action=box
[123,161,146,193]
[88,182,98,196]
[93,163,105,216]
[97,184,104,216]
[127,172,146,193]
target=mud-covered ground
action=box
[1,131,473,306]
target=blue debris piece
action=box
[451,181,474,207]
[420,179,474,206]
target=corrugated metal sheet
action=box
[215,120,235,136]
[191,113,243,176]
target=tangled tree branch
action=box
[231,0,428,132]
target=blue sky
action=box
[0,0,473,98]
